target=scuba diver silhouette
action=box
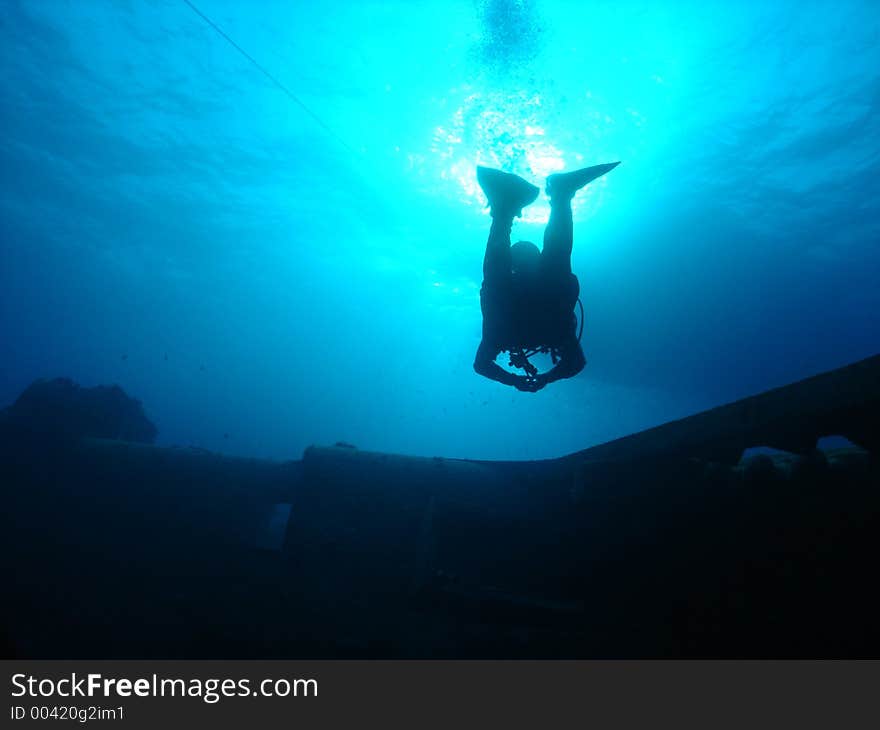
[473,162,620,392]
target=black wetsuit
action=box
[474,200,586,388]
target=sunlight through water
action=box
[431,86,618,224]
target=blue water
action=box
[1,0,878,460]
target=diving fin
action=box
[477,166,540,218]
[546,161,620,201]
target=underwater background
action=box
[1,0,878,461]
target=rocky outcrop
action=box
[0,377,157,444]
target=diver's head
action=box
[510,240,541,276]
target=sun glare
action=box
[431,87,615,224]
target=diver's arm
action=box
[539,339,586,385]
[474,340,521,387]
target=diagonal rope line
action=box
[182,0,356,154]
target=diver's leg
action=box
[477,166,538,283]
[483,214,514,282]
[542,197,574,276]
[541,162,621,275]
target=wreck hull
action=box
[2,356,878,657]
